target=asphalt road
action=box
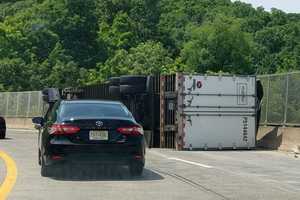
[0,129,300,200]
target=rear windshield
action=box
[58,102,130,121]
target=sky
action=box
[232,0,300,13]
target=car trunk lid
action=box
[60,118,136,144]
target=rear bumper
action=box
[44,142,145,166]
[45,153,144,166]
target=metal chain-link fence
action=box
[259,71,300,126]
[0,91,43,118]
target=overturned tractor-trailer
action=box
[61,73,259,150]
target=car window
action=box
[57,102,130,121]
[42,103,49,117]
[44,101,60,122]
[121,104,134,118]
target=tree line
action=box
[0,0,299,91]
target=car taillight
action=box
[50,124,80,135]
[117,126,144,136]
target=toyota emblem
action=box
[95,121,104,127]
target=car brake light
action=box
[117,126,144,136]
[134,155,143,160]
[50,124,80,135]
[51,155,63,160]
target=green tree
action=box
[255,22,300,73]
[0,58,29,91]
[88,41,174,83]
[41,0,104,68]
[99,12,138,55]
[43,43,86,88]
[0,0,300,91]
[181,16,254,74]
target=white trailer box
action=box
[177,75,257,150]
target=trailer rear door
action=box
[178,75,256,150]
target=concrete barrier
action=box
[5,117,34,130]
[257,126,300,153]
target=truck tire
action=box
[109,86,120,97]
[120,85,146,94]
[120,75,147,86]
[109,77,120,86]
[146,76,154,93]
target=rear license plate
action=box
[89,130,108,141]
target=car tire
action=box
[0,127,5,140]
[41,158,52,177]
[120,75,147,86]
[0,130,5,139]
[0,118,6,139]
[129,163,144,176]
[38,150,41,165]
[41,165,51,177]
[109,86,120,97]
[109,77,120,86]
[120,85,146,94]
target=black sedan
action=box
[0,116,6,139]
[32,100,146,177]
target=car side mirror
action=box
[32,117,44,129]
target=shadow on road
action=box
[50,166,164,181]
[257,126,282,150]
[1,137,13,140]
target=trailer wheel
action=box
[120,85,146,94]
[109,86,120,97]
[120,75,147,86]
[109,77,120,86]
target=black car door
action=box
[40,102,60,155]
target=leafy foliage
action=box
[181,16,253,74]
[0,0,299,91]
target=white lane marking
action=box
[148,150,169,159]
[8,129,37,133]
[168,157,213,168]
[149,150,213,169]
